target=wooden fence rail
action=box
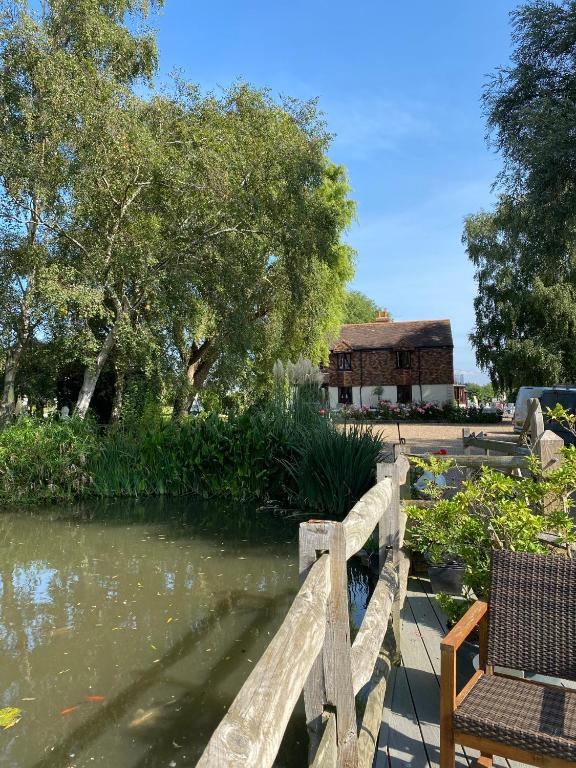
[459,399,563,477]
[197,452,411,768]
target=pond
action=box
[0,499,372,768]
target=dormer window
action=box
[396,350,411,369]
[337,352,352,371]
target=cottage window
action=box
[396,350,411,369]
[338,386,353,404]
[337,352,352,371]
[397,385,412,404]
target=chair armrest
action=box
[441,600,487,652]
[440,600,488,728]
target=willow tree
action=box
[156,86,355,417]
[0,0,162,421]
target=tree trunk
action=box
[110,365,125,424]
[173,361,201,420]
[173,353,216,419]
[0,268,37,425]
[172,386,190,421]
[0,346,22,424]
[172,340,215,419]
[75,323,119,419]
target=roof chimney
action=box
[375,309,391,322]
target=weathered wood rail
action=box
[456,399,563,476]
[197,452,411,768]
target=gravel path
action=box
[366,420,513,455]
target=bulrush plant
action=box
[282,423,383,516]
[272,356,383,515]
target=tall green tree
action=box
[342,290,380,324]
[1,3,357,421]
[159,86,355,417]
[0,0,162,421]
[57,83,355,418]
[465,1,576,391]
[62,91,173,418]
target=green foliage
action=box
[337,401,502,424]
[464,200,576,391]
[0,0,165,421]
[436,593,470,627]
[91,410,278,499]
[283,424,383,517]
[343,290,381,324]
[0,377,381,514]
[0,417,99,503]
[465,3,576,391]
[465,382,495,403]
[405,455,576,604]
[546,402,576,436]
[0,1,357,422]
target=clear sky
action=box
[153,1,521,383]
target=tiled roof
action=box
[331,319,453,352]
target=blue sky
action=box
[154,1,521,383]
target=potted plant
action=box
[405,452,576,610]
[407,455,466,595]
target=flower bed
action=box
[336,401,502,424]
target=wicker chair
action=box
[440,550,576,768]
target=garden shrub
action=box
[338,401,502,423]
[0,417,99,503]
[405,452,576,613]
[0,396,382,515]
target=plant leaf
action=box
[0,707,22,729]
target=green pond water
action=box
[0,499,372,768]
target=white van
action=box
[513,385,576,431]
[513,386,549,432]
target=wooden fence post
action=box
[376,460,403,664]
[376,461,400,572]
[529,398,545,444]
[535,429,564,513]
[300,521,359,768]
[300,524,329,763]
[462,427,471,480]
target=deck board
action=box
[383,663,432,767]
[374,578,531,768]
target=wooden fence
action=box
[458,398,563,479]
[197,451,411,768]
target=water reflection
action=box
[0,499,370,767]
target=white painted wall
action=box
[358,386,397,406]
[329,383,454,408]
[328,387,339,409]
[415,384,454,405]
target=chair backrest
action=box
[488,549,576,680]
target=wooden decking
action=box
[374,577,530,768]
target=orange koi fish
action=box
[60,706,80,716]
